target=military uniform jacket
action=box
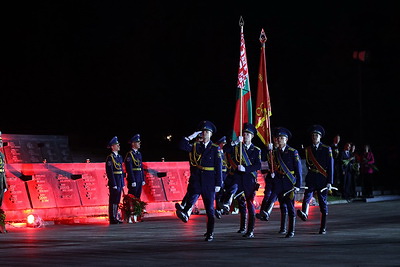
[105,153,125,188]
[124,150,144,186]
[272,145,302,192]
[225,143,261,195]
[179,137,223,193]
[304,143,334,189]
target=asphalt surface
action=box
[1,200,400,266]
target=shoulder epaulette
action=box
[288,147,296,151]
[212,143,219,147]
[254,145,261,151]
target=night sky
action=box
[3,1,399,164]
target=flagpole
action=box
[239,16,244,164]
[259,29,274,173]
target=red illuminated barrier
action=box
[2,162,267,222]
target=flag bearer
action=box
[224,123,261,238]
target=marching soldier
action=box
[125,134,145,199]
[224,123,261,238]
[175,132,203,212]
[0,132,8,207]
[215,136,228,219]
[176,120,223,241]
[256,127,289,235]
[257,127,302,238]
[297,125,334,234]
[105,136,125,224]
[0,132,7,233]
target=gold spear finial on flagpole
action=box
[239,16,244,27]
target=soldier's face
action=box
[111,143,120,152]
[311,133,321,144]
[132,142,141,149]
[202,130,212,141]
[243,132,253,144]
[277,136,287,148]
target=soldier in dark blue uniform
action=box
[176,120,223,241]
[256,127,289,234]
[257,127,302,238]
[0,132,8,209]
[124,134,145,199]
[175,132,203,213]
[215,136,228,219]
[224,123,261,238]
[105,136,125,224]
[297,125,334,234]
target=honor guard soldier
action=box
[257,127,302,238]
[106,136,125,224]
[176,120,223,241]
[224,123,261,238]
[297,125,334,234]
[175,132,203,212]
[0,132,8,233]
[256,127,289,235]
[125,134,145,199]
[215,136,228,219]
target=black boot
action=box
[176,206,191,223]
[108,204,117,224]
[243,214,255,238]
[237,212,247,233]
[279,212,288,234]
[204,213,215,241]
[222,194,234,214]
[109,204,122,224]
[297,202,309,221]
[114,204,123,223]
[285,216,295,238]
[319,213,327,234]
[256,201,273,221]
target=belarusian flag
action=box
[232,18,252,140]
[255,28,272,146]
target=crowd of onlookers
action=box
[329,134,377,200]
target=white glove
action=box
[215,186,221,192]
[268,143,273,150]
[326,183,332,190]
[270,172,275,178]
[294,187,300,192]
[112,186,117,190]
[132,182,137,187]
[142,181,146,186]
[188,131,202,140]
[4,188,7,193]
[231,136,243,146]
[238,165,245,172]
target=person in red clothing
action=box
[360,144,376,198]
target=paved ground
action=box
[1,200,400,266]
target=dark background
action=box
[2,1,399,187]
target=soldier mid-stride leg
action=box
[278,197,288,235]
[238,195,255,238]
[283,193,296,238]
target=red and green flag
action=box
[255,28,272,147]
[232,18,252,140]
